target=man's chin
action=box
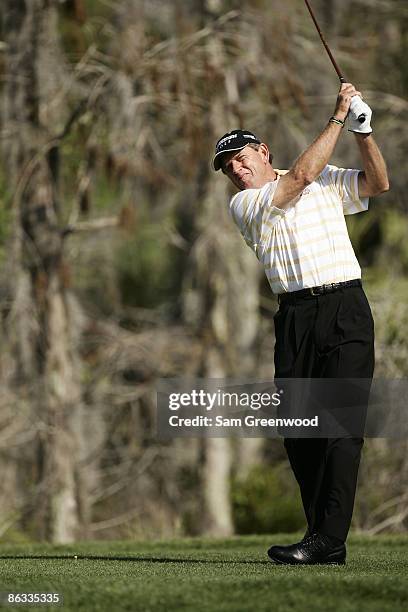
[238,179,253,190]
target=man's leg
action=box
[310,287,375,542]
[312,437,364,541]
[274,297,326,532]
[284,437,327,531]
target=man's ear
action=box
[259,143,270,164]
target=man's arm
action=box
[273,83,360,209]
[356,134,389,197]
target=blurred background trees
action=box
[0,0,407,543]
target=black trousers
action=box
[273,284,375,542]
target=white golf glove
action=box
[348,96,372,134]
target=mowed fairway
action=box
[0,535,407,611]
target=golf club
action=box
[303,0,366,124]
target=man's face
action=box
[221,144,270,190]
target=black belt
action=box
[277,279,362,305]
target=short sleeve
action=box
[321,164,369,215]
[229,180,285,254]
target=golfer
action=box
[212,83,389,565]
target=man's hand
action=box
[348,97,373,134]
[333,83,362,122]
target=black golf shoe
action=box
[267,532,346,565]
[266,527,310,553]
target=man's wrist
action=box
[329,116,345,127]
[353,132,372,140]
[333,111,347,123]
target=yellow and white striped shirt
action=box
[229,165,369,294]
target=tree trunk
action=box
[1,0,84,542]
[179,0,262,536]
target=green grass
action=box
[0,535,407,611]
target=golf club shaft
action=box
[303,0,366,123]
[303,0,345,83]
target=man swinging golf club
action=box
[212,83,388,565]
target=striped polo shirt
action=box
[229,165,369,294]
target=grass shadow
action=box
[0,555,270,564]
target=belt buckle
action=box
[310,286,321,296]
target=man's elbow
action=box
[292,169,313,189]
[374,180,390,195]
[381,179,390,193]
[366,178,390,196]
